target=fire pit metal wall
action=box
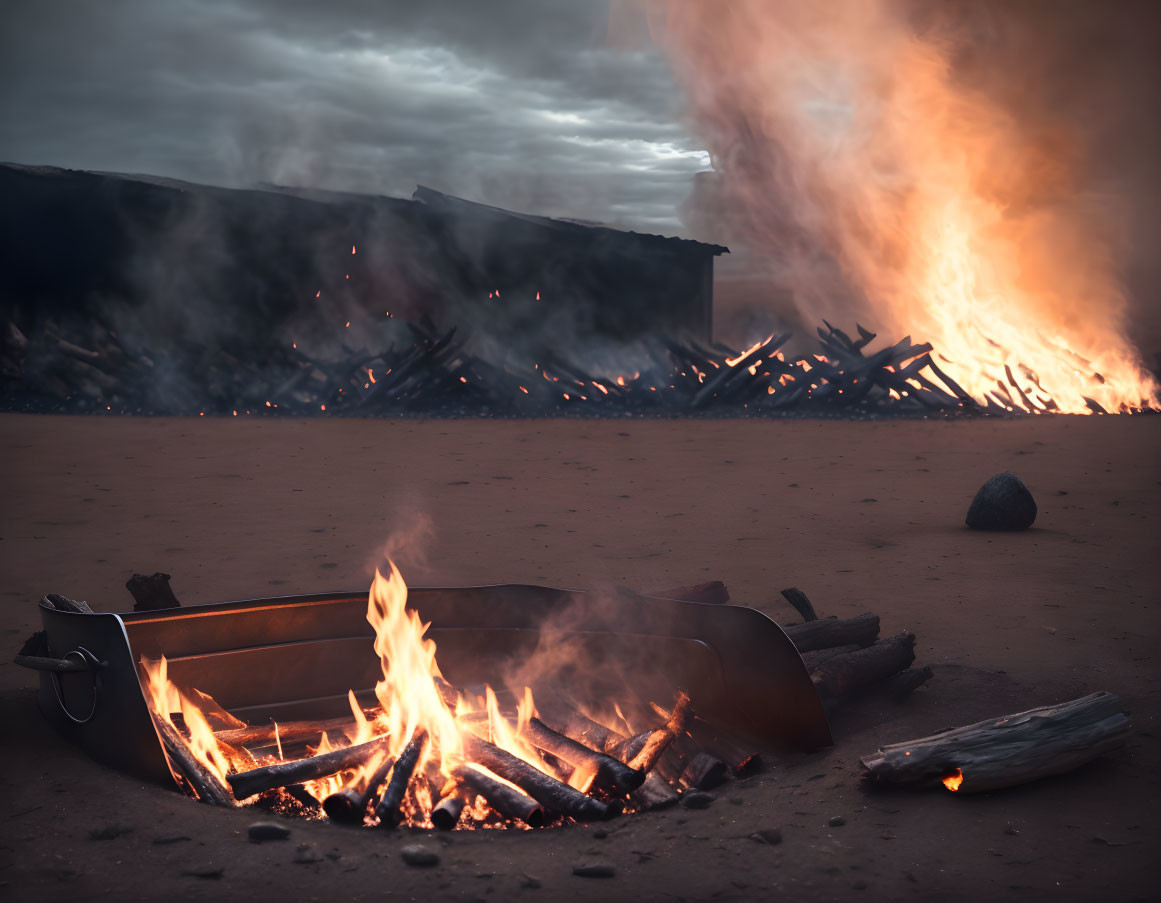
[34,585,832,790]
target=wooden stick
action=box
[629,771,679,811]
[628,693,692,775]
[461,733,609,821]
[811,633,916,703]
[883,666,934,701]
[431,785,469,831]
[215,715,373,749]
[373,729,428,828]
[524,717,644,793]
[322,754,395,825]
[152,717,235,807]
[453,765,545,827]
[780,587,818,622]
[227,735,390,800]
[860,692,1131,792]
[782,613,880,653]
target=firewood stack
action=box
[3,312,1070,416]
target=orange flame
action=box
[652,2,1159,413]
[942,768,964,792]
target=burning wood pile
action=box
[43,573,917,831]
[8,311,1140,417]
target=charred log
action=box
[628,692,693,775]
[782,613,880,653]
[461,733,609,821]
[811,633,916,703]
[799,644,863,672]
[861,692,1131,792]
[780,587,818,622]
[152,717,236,807]
[524,717,644,793]
[453,765,545,827]
[373,729,428,828]
[227,735,391,800]
[323,754,395,825]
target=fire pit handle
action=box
[14,647,107,725]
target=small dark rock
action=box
[681,792,714,810]
[966,473,1037,530]
[750,828,783,845]
[828,816,847,827]
[400,844,440,867]
[592,829,607,839]
[151,835,191,845]
[520,873,542,889]
[573,864,615,878]
[1003,823,1020,836]
[248,821,291,843]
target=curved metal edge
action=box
[37,606,175,786]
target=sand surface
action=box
[1,413,1158,902]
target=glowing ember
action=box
[942,768,964,791]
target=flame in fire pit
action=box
[138,561,646,826]
[651,1,1159,413]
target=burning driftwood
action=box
[861,692,1131,792]
[373,729,428,828]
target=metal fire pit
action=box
[31,584,832,787]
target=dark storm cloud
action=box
[0,0,705,232]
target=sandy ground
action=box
[0,413,1158,903]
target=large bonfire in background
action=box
[649,0,1158,414]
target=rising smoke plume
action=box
[647,0,1160,412]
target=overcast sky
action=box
[0,0,708,234]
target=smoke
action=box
[647,0,1160,410]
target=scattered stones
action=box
[400,844,440,868]
[681,791,714,810]
[248,821,291,843]
[573,863,615,878]
[965,472,1037,531]
[750,828,783,845]
[828,816,847,827]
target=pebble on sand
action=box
[247,821,291,843]
[400,844,440,867]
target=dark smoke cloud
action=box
[0,0,707,233]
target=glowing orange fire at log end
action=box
[942,768,964,791]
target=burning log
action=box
[430,785,469,831]
[782,612,880,653]
[323,754,395,825]
[215,714,373,749]
[151,717,236,807]
[461,733,609,821]
[677,751,728,791]
[628,692,693,775]
[524,717,644,793]
[811,633,916,703]
[860,692,1131,793]
[373,729,428,828]
[452,765,545,827]
[227,735,391,801]
[630,771,680,810]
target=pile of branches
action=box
[1,314,1030,417]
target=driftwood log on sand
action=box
[860,691,1130,793]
